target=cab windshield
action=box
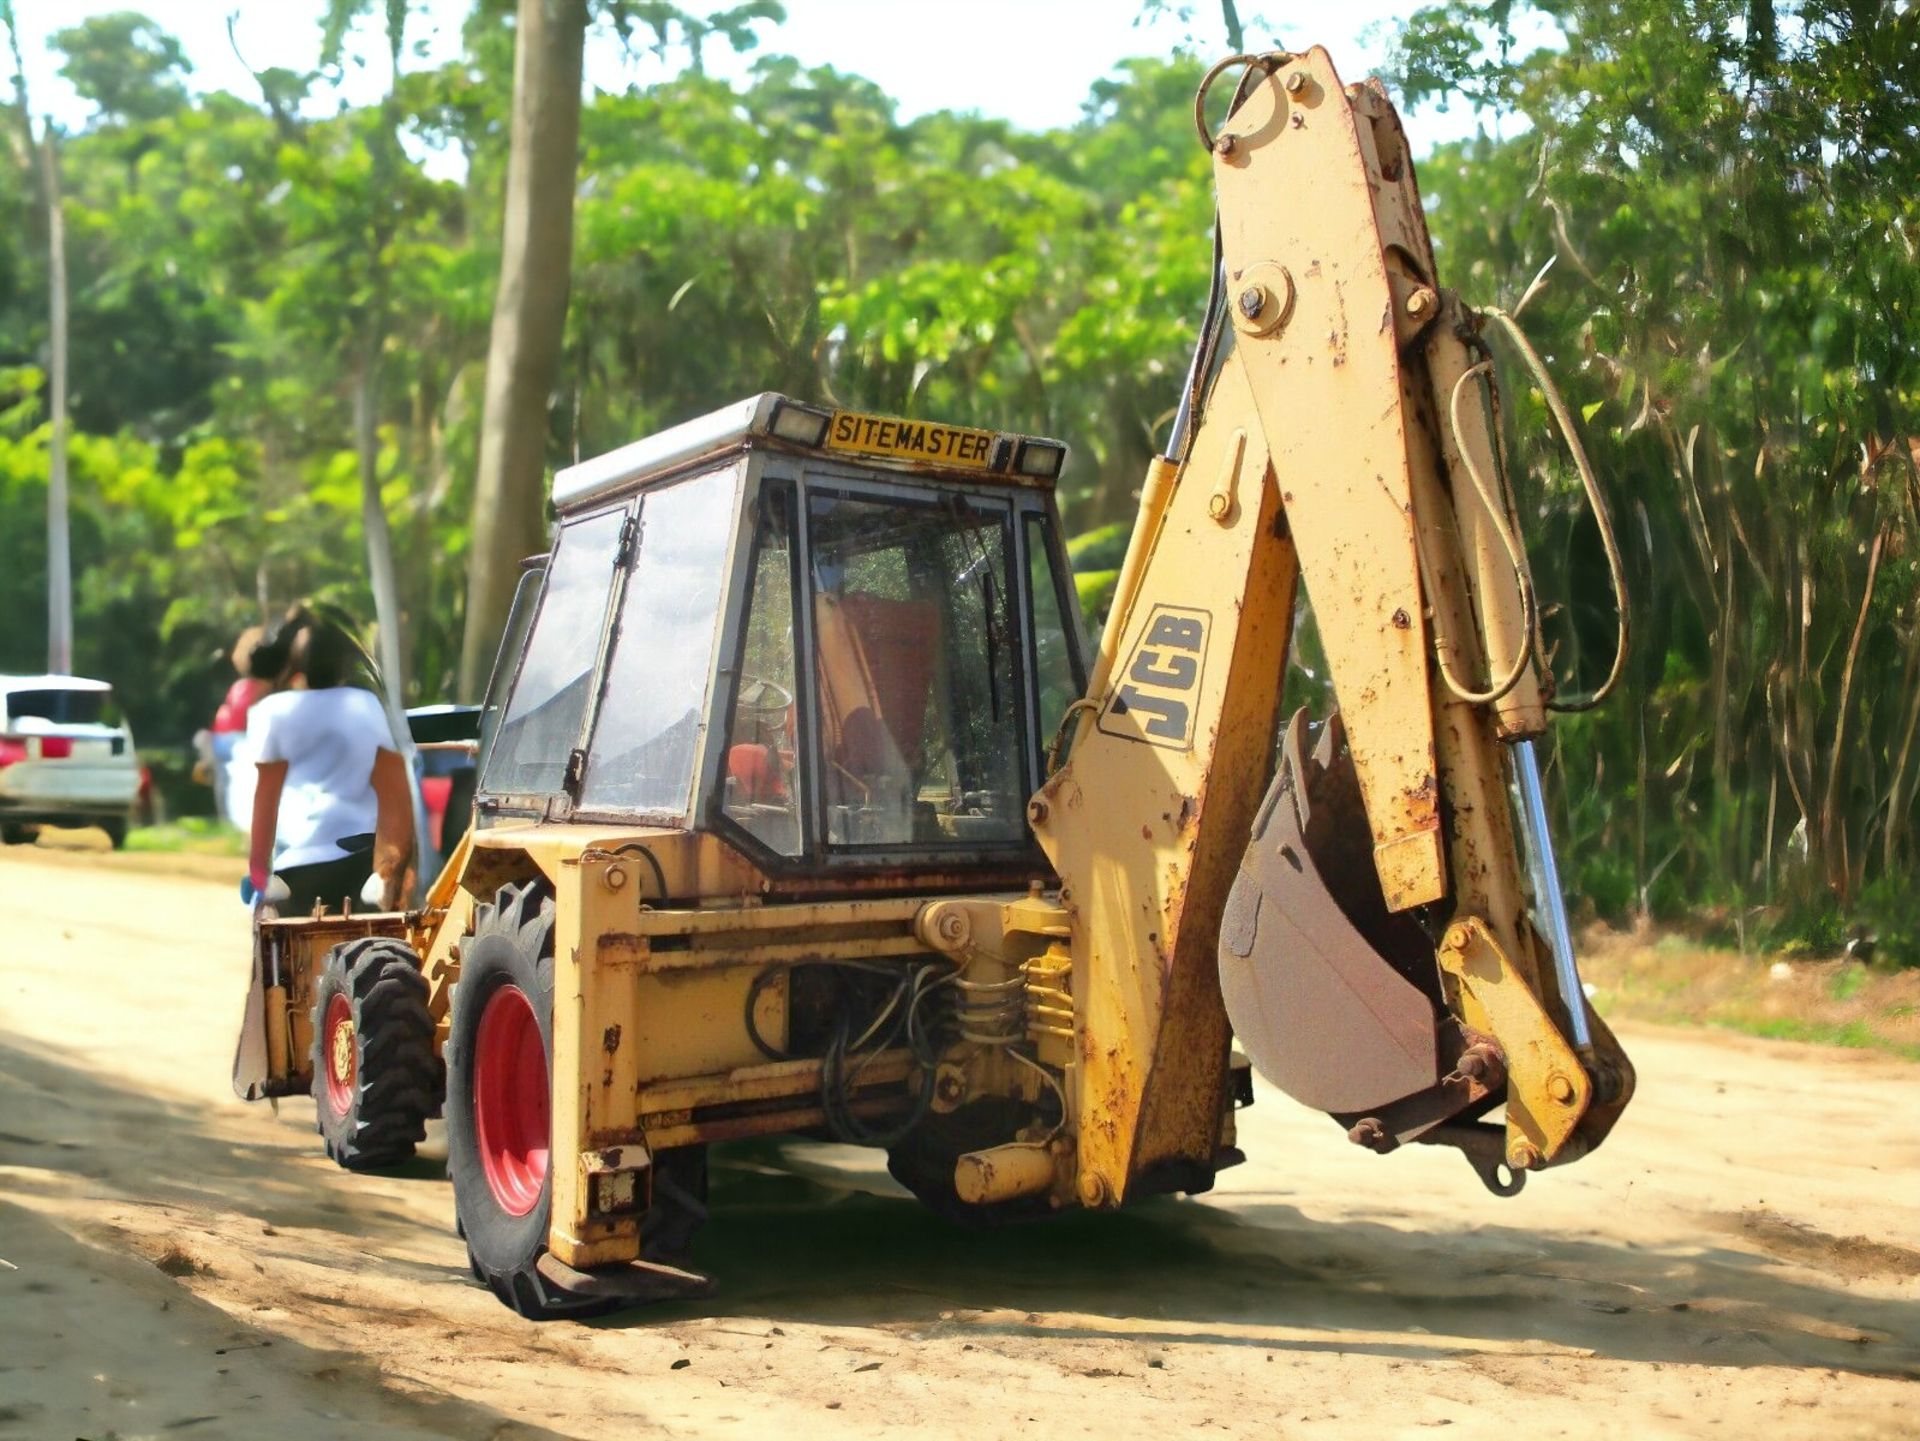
[580,463,739,816]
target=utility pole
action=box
[42,121,71,675]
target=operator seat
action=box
[815,590,939,842]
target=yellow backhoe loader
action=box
[231,48,1634,1318]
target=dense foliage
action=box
[2,3,1916,951]
[1393,0,1918,946]
[0,14,1212,747]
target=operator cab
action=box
[475,394,1089,874]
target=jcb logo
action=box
[1098,605,1210,750]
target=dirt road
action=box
[2,847,1916,1440]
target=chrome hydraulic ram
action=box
[1512,736,1592,1050]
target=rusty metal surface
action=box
[1219,710,1439,1114]
[1434,916,1589,1168]
[547,849,647,1270]
[1210,48,1447,914]
[534,1249,713,1304]
[233,912,408,1100]
[1031,352,1295,1205]
[469,818,1042,906]
[953,1142,1058,1205]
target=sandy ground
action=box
[1,846,1916,1441]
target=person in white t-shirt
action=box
[245,608,413,914]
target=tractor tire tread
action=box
[312,936,440,1172]
[451,882,647,1321]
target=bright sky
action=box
[10,0,1508,154]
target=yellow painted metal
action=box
[547,848,647,1270]
[1024,45,1634,1204]
[1022,943,1075,1061]
[317,52,1644,1307]
[1435,917,1588,1167]
[242,911,408,1097]
[264,986,289,1080]
[637,1051,915,1119]
[1211,49,1447,914]
[915,892,1077,1129]
[954,1142,1058,1205]
[466,822,763,903]
[825,410,997,469]
[1032,348,1294,1205]
[1422,300,1547,741]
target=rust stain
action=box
[602,1023,622,1055]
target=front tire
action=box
[310,937,438,1170]
[0,822,34,846]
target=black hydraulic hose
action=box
[607,841,669,900]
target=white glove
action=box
[242,873,291,906]
[360,871,389,908]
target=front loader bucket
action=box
[1219,710,1442,1114]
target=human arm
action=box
[248,760,288,894]
[369,746,415,909]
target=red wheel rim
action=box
[473,984,548,1217]
[322,992,355,1115]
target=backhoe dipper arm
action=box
[1029,49,1633,1208]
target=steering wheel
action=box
[736,674,795,716]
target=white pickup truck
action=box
[0,674,143,848]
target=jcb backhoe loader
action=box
[232,48,1633,1318]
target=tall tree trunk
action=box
[1820,521,1887,903]
[41,124,70,675]
[355,358,408,699]
[1881,621,1920,873]
[457,0,588,699]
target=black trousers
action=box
[278,841,372,916]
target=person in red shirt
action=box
[209,627,269,826]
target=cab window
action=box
[806,489,1023,849]
[1026,514,1085,750]
[482,508,624,797]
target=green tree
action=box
[1392,0,1920,926]
[457,0,785,697]
[50,11,190,126]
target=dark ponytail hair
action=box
[247,604,362,690]
[246,607,306,684]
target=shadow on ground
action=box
[0,1027,441,1253]
[0,1200,568,1441]
[636,1140,1920,1380]
[3,1028,1915,1385]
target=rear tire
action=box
[310,937,438,1170]
[448,883,710,1319]
[447,883,616,1320]
[101,817,127,849]
[1,821,34,845]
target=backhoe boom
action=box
[1030,48,1633,1204]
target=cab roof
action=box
[551,393,1070,515]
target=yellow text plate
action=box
[826,411,996,469]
